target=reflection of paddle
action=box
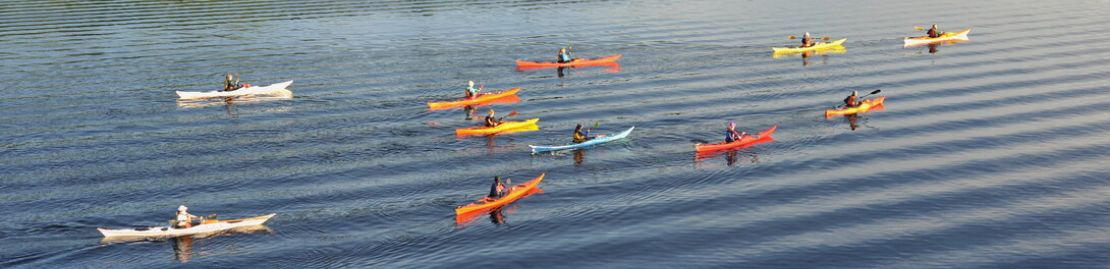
[836,89,882,109]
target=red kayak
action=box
[515,54,622,69]
[694,125,778,154]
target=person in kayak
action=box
[927,24,944,38]
[175,205,199,228]
[223,73,243,92]
[465,80,480,98]
[844,90,861,108]
[487,176,507,200]
[557,48,573,63]
[725,121,747,143]
[801,32,815,48]
[572,124,594,143]
[484,109,503,127]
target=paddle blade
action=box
[821,36,831,41]
[507,110,519,117]
[914,26,925,31]
[870,89,882,95]
[787,35,797,40]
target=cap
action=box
[178,205,188,211]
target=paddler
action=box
[484,109,503,127]
[557,47,573,63]
[801,32,815,48]
[725,121,746,143]
[572,124,594,143]
[223,73,242,92]
[487,176,507,199]
[844,90,861,108]
[175,205,199,228]
[465,80,480,98]
[927,24,944,38]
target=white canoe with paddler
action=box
[176,81,293,100]
[97,213,276,238]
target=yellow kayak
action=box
[825,97,886,118]
[904,28,971,47]
[772,38,847,53]
[455,118,540,136]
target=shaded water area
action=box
[3,0,1110,268]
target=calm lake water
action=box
[4,0,1110,268]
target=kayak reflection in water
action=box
[557,47,573,63]
[464,80,480,99]
[572,124,596,143]
[175,205,200,228]
[464,105,476,120]
[928,43,940,54]
[484,109,503,127]
[847,114,860,131]
[927,24,945,38]
[489,208,507,225]
[172,235,194,262]
[487,176,509,200]
[724,121,747,143]
[844,90,861,108]
[223,73,250,92]
[800,32,815,48]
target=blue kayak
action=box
[529,126,634,153]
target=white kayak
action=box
[529,126,634,153]
[176,81,293,100]
[98,213,275,238]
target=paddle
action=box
[495,110,519,123]
[787,35,832,41]
[835,89,882,109]
[914,26,926,31]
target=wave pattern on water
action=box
[2,0,1110,268]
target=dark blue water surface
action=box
[4,0,1110,268]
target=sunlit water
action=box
[3,0,1110,268]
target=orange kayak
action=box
[455,118,540,137]
[695,125,777,154]
[825,96,886,118]
[516,54,622,69]
[427,88,521,111]
[455,173,545,217]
